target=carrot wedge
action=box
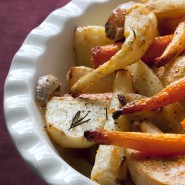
[142,34,173,64]
[155,20,185,67]
[112,77,185,119]
[91,42,122,68]
[91,35,173,68]
[84,129,185,156]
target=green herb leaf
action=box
[69,111,91,130]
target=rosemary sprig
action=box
[105,107,108,120]
[129,26,136,39]
[68,111,91,130]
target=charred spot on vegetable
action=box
[118,94,126,105]
[84,130,96,141]
[69,111,91,130]
[112,110,123,120]
[84,130,110,145]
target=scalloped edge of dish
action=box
[4,0,123,184]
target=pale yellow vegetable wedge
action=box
[91,70,132,185]
[67,66,116,93]
[158,55,185,109]
[155,20,185,67]
[75,26,112,68]
[159,55,185,86]
[127,61,185,133]
[127,61,163,97]
[71,4,157,96]
[139,0,185,18]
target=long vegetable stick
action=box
[138,121,163,134]
[84,129,185,156]
[71,4,157,96]
[91,70,132,185]
[113,76,185,118]
[155,20,185,67]
[92,35,173,68]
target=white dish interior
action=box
[4,0,126,184]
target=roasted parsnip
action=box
[71,4,157,96]
[91,70,132,185]
[91,35,173,67]
[155,19,185,67]
[139,0,185,18]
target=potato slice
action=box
[75,26,112,67]
[126,121,185,185]
[45,95,110,148]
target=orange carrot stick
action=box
[142,34,173,65]
[84,129,185,156]
[113,77,185,118]
[91,35,173,68]
[91,42,122,68]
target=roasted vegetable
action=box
[91,35,173,68]
[127,121,185,185]
[113,77,185,118]
[155,19,185,67]
[139,0,185,18]
[105,1,136,41]
[36,74,61,107]
[84,129,185,156]
[71,4,157,96]
[75,26,112,67]
[91,70,132,185]
[45,94,110,148]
